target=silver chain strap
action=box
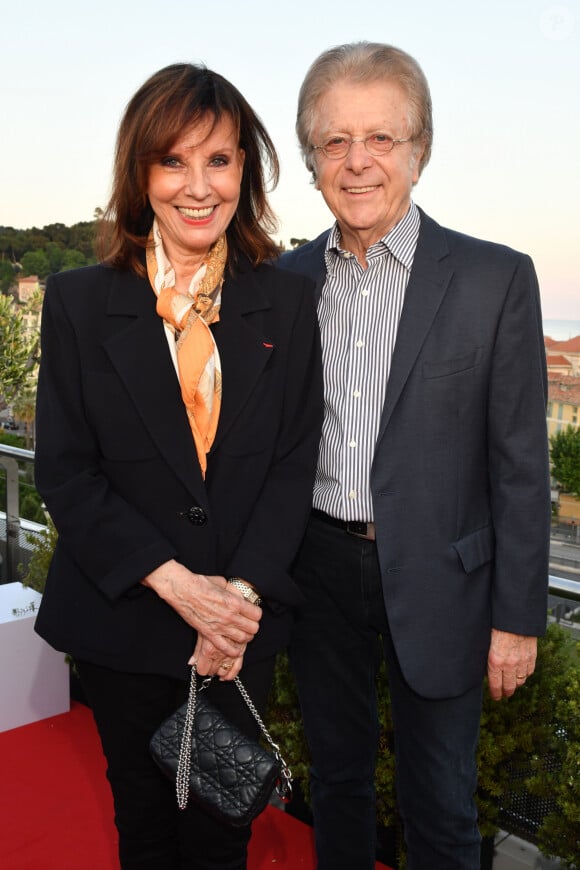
[175,665,293,810]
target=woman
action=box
[34,63,322,870]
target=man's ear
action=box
[411,141,426,185]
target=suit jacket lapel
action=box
[210,263,273,452]
[282,231,329,303]
[304,214,454,447]
[303,236,328,304]
[102,269,208,505]
[101,263,275,486]
[375,211,454,446]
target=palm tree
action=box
[13,385,37,450]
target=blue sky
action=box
[1,0,578,317]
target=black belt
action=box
[311,508,376,541]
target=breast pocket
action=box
[422,347,482,380]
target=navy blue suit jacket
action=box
[279,208,551,698]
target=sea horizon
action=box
[543,319,580,342]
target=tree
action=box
[61,249,87,270]
[550,425,580,498]
[45,242,64,273]
[0,293,40,410]
[21,250,50,279]
[0,260,15,293]
[13,385,37,449]
[0,220,98,269]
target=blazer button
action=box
[187,506,207,526]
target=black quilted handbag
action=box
[150,665,292,827]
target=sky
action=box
[1,0,578,318]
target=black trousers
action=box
[76,657,275,870]
[289,515,482,870]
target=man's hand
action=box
[487,629,537,700]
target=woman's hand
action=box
[189,581,261,680]
[190,635,245,680]
[142,560,261,660]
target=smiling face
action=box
[311,79,424,261]
[147,114,245,269]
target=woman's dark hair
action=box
[97,63,280,272]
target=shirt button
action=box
[348,440,357,448]
[353,389,361,398]
[356,339,364,348]
[361,289,369,297]
[348,490,357,500]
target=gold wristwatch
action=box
[227,577,262,606]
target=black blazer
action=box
[279,208,551,699]
[34,257,323,680]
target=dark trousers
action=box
[76,657,275,870]
[289,515,482,870]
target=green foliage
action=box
[19,515,58,594]
[61,249,89,271]
[550,425,580,498]
[267,652,312,795]
[0,429,24,448]
[0,293,39,406]
[476,626,575,836]
[12,385,37,450]
[21,250,50,279]
[0,220,98,279]
[0,261,15,293]
[0,220,96,274]
[268,626,580,868]
[18,454,44,522]
[45,242,64,273]
[19,491,46,524]
[532,647,580,866]
[374,661,397,830]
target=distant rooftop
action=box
[548,374,580,404]
[547,354,573,368]
[545,335,580,353]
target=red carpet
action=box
[0,703,391,869]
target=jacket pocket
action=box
[423,347,482,379]
[452,525,494,574]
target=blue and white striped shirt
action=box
[313,201,421,522]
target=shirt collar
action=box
[325,200,421,272]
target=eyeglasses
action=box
[311,132,413,160]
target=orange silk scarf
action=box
[146,219,227,477]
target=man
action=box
[279,42,550,870]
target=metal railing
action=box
[0,443,37,581]
[2,442,580,605]
[548,573,580,601]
